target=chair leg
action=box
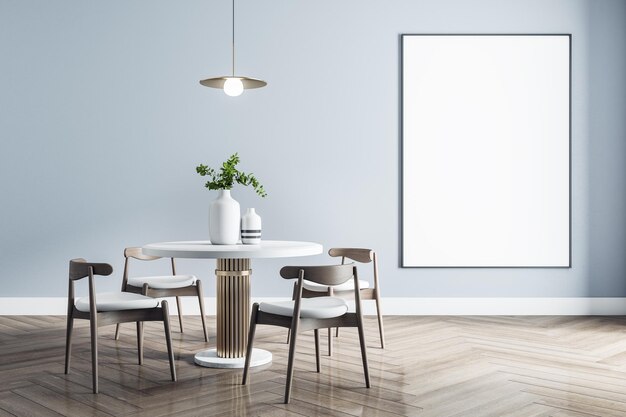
[242,304,259,385]
[64,314,74,374]
[136,321,144,365]
[90,317,99,393]
[162,300,177,381]
[327,328,332,356]
[375,295,385,349]
[176,296,184,333]
[357,319,371,388]
[335,327,339,337]
[284,319,300,404]
[286,282,298,346]
[196,280,209,342]
[314,329,321,373]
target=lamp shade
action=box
[199,76,267,89]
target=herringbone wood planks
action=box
[1,315,626,416]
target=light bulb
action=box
[224,78,244,96]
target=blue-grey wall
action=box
[1,0,625,298]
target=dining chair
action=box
[64,259,176,394]
[114,247,208,342]
[242,263,370,404]
[289,248,385,354]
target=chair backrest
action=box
[124,247,161,261]
[329,247,380,292]
[122,247,176,283]
[69,259,113,281]
[328,248,373,264]
[68,259,114,317]
[280,264,354,286]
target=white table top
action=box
[143,240,323,259]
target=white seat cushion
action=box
[303,278,370,293]
[75,292,160,312]
[259,297,348,319]
[127,274,196,289]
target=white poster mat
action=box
[402,35,570,267]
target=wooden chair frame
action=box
[64,259,176,394]
[114,247,208,342]
[289,248,385,354]
[243,264,370,404]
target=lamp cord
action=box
[231,0,235,76]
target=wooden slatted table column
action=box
[216,258,250,358]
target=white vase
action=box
[209,190,240,245]
[241,208,262,245]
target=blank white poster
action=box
[402,35,570,267]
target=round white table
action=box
[142,240,323,368]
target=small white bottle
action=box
[241,208,262,244]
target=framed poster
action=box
[402,34,571,267]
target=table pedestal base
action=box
[201,258,273,369]
[216,258,251,358]
[194,348,272,369]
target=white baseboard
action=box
[2,297,626,316]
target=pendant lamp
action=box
[199,0,266,96]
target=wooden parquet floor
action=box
[1,315,626,416]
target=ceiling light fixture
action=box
[199,0,266,96]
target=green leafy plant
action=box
[196,153,267,197]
